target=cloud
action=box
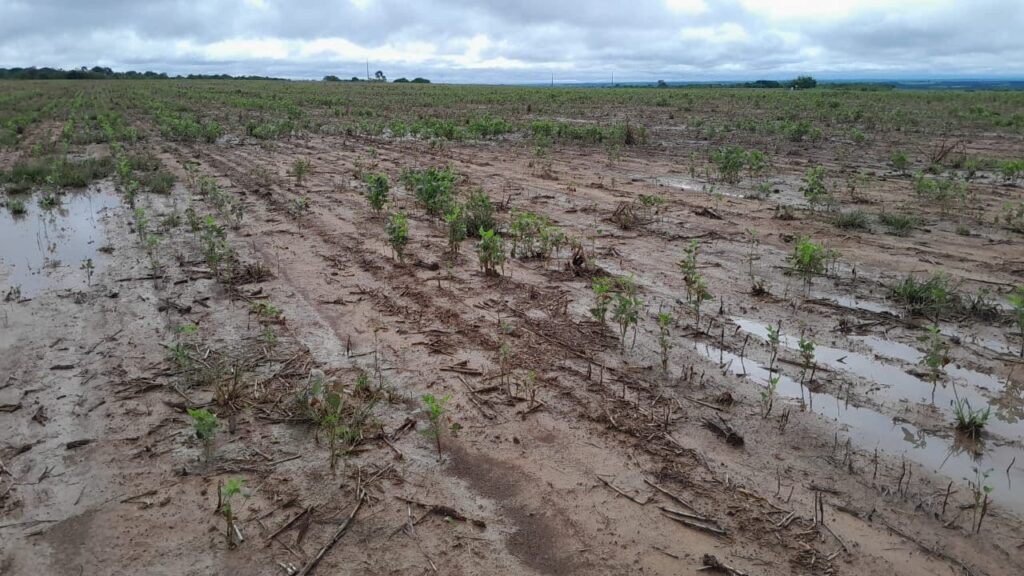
[0,0,1021,81]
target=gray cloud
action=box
[0,0,1021,82]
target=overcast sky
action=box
[1,0,1021,82]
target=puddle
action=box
[811,292,899,315]
[1,185,120,297]
[732,318,1016,433]
[696,342,1024,515]
[650,173,808,207]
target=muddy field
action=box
[2,80,1023,575]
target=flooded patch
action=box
[1,184,120,297]
[811,292,899,315]
[695,341,1024,515]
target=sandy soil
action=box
[2,117,1023,576]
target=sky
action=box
[0,0,1022,83]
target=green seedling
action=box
[800,165,830,209]
[590,277,613,322]
[611,292,642,348]
[476,228,505,275]
[386,211,409,262]
[954,399,991,439]
[365,173,389,215]
[657,311,673,372]
[444,203,467,253]
[187,408,218,460]
[921,325,950,401]
[220,478,245,548]
[5,197,27,215]
[969,467,992,534]
[790,236,837,290]
[421,394,458,458]
[290,158,311,185]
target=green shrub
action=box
[833,210,869,230]
[402,167,456,216]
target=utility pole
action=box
[366,60,370,82]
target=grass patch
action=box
[832,210,870,230]
[878,212,917,236]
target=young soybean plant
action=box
[386,211,409,263]
[187,408,218,461]
[612,292,643,349]
[477,228,506,275]
[220,478,245,548]
[421,394,460,458]
[290,158,311,185]
[444,203,467,253]
[657,311,673,372]
[590,277,613,322]
[365,173,389,216]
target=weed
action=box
[38,192,61,210]
[890,273,956,321]
[878,212,917,236]
[5,196,26,215]
[476,228,505,275]
[364,173,389,215]
[385,211,409,262]
[833,210,870,230]
[913,173,967,214]
[141,170,175,194]
[954,399,991,438]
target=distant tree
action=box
[374,70,386,82]
[410,77,431,84]
[656,79,668,88]
[393,77,409,83]
[789,76,818,90]
[323,75,341,82]
[350,76,362,82]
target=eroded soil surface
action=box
[3,91,1024,576]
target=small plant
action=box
[403,167,456,216]
[878,212,917,236]
[890,273,956,321]
[920,324,950,401]
[365,173,389,215]
[789,236,836,290]
[710,146,746,184]
[797,333,816,405]
[477,228,505,275]
[249,300,282,322]
[5,197,27,215]
[590,277,613,322]
[833,210,869,230]
[220,478,245,548]
[800,165,830,209]
[187,408,218,460]
[80,258,94,285]
[657,311,672,372]
[421,394,458,458]
[290,158,311,185]
[386,211,409,263]
[38,192,61,210]
[444,203,467,253]
[760,375,779,418]
[463,188,495,236]
[611,292,643,348]
[1009,286,1024,357]
[954,399,991,438]
[890,150,909,174]
[319,390,354,472]
[679,240,712,313]
[968,467,993,534]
